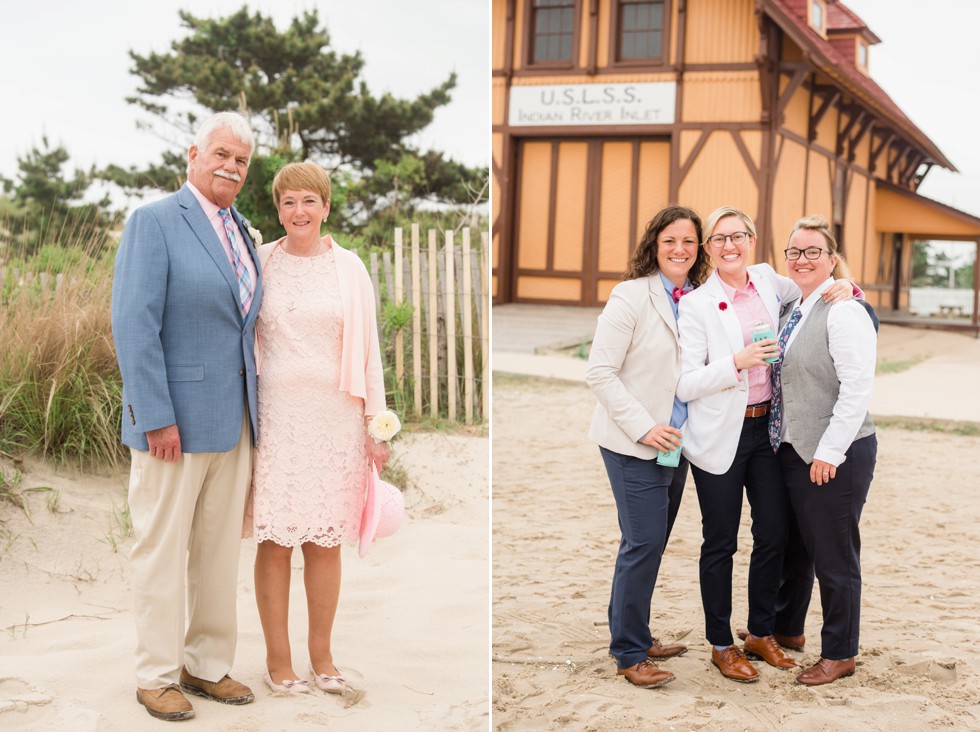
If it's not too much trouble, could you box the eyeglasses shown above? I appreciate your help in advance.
[706,232,750,247]
[784,247,828,261]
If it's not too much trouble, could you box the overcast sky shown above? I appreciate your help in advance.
[0,0,488,207]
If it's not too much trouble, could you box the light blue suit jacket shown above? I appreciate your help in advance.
[111,184,263,453]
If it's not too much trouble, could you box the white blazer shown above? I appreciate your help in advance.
[586,275,682,460]
[675,264,800,475]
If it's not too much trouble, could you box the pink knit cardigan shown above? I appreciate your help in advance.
[255,236,387,416]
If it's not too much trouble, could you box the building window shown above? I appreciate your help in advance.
[531,0,576,64]
[858,41,868,69]
[810,0,826,35]
[617,0,665,62]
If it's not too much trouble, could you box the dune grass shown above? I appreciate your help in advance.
[0,222,125,467]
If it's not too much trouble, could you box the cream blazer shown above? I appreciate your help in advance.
[675,264,799,475]
[586,275,682,460]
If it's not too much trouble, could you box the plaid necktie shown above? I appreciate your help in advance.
[219,208,253,319]
[768,307,803,452]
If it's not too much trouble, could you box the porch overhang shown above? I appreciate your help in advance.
[875,181,980,239]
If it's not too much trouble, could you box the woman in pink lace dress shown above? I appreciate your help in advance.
[244,162,389,695]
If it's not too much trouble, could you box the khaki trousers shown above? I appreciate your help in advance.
[128,409,252,689]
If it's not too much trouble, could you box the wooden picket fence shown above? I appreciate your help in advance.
[364,225,489,425]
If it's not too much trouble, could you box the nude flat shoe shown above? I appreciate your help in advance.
[309,663,347,694]
[263,671,311,694]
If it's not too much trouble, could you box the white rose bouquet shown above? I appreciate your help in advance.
[368,410,401,444]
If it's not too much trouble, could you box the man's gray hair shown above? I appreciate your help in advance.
[186,112,255,175]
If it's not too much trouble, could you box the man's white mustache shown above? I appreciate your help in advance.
[214,170,242,183]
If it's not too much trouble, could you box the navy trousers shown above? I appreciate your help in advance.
[690,414,788,646]
[601,447,687,669]
[775,433,877,659]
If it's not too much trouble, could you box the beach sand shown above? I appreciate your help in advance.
[0,430,488,731]
[492,326,980,731]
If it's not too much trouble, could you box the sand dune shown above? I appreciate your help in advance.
[0,431,488,731]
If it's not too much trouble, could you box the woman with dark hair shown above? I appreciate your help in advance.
[585,205,711,689]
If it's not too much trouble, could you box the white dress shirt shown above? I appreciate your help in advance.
[781,277,876,465]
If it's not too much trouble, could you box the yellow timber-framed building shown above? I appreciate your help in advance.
[492,0,980,326]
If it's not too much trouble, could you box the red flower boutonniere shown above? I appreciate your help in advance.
[718,302,728,311]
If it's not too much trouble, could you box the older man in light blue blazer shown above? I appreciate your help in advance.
[111,111,263,722]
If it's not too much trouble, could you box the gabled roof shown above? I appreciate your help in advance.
[762,0,955,172]
[826,2,880,43]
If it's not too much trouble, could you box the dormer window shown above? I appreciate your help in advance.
[810,0,826,36]
[858,41,868,70]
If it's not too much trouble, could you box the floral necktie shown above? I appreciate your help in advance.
[219,208,253,319]
[768,308,802,452]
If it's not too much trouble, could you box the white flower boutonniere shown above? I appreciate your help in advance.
[368,410,401,444]
[247,226,263,245]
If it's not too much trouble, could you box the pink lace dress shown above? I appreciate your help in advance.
[249,245,367,547]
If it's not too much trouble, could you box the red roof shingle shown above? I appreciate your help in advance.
[764,0,953,171]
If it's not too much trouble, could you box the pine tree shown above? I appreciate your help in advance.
[99,7,487,239]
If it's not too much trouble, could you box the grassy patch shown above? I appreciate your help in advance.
[876,357,923,374]
[380,457,411,491]
[492,371,589,391]
[1,225,124,467]
[874,415,980,436]
[0,466,54,522]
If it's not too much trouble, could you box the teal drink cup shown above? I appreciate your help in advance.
[752,321,779,364]
[656,443,682,467]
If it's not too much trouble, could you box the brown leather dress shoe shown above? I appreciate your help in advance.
[796,657,856,686]
[179,667,255,705]
[737,628,805,651]
[743,634,799,669]
[647,637,688,660]
[711,645,759,683]
[137,684,195,721]
[617,659,676,689]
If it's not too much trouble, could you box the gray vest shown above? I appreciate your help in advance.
[781,300,875,463]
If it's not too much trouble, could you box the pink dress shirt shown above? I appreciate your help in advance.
[718,274,774,405]
[186,181,258,315]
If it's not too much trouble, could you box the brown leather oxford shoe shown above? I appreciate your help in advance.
[711,645,759,683]
[647,637,688,660]
[136,684,195,721]
[617,659,676,689]
[796,657,855,686]
[738,627,805,651]
[179,668,254,705]
[743,634,799,669]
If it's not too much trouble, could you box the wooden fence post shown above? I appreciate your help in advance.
[411,224,423,417]
[462,228,474,425]
[427,229,439,418]
[394,228,404,391]
[481,232,490,421]
[445,230,457,422]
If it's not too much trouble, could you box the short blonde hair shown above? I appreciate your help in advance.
[272,162,332,208]
[789,214,850,278]
[702,206,757,243]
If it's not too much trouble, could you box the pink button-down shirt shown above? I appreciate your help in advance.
[719,274,773,405]
[187,181,258,315]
